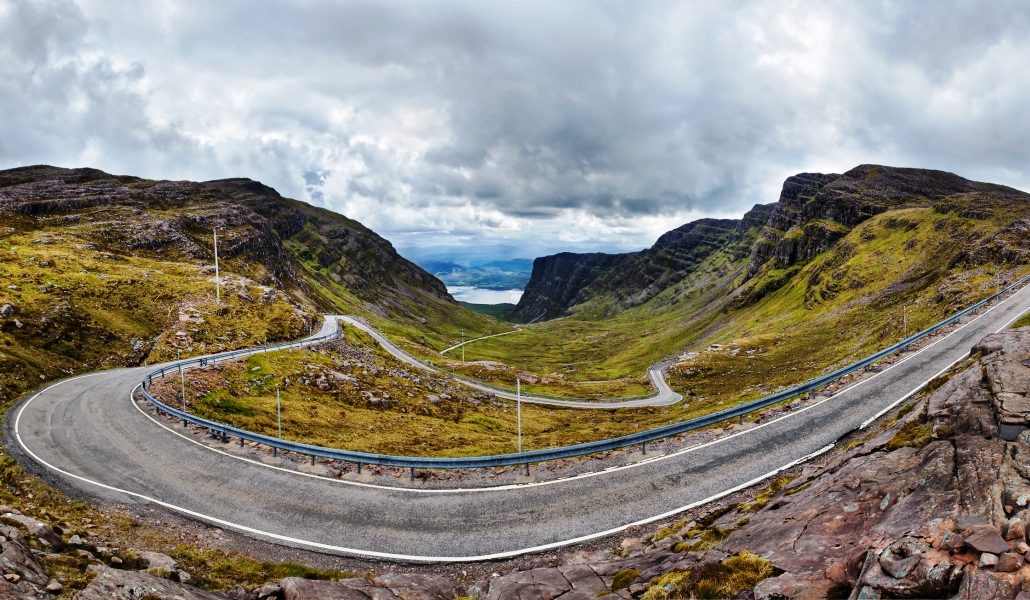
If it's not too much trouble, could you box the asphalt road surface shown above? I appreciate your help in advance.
[8,285,1030,561]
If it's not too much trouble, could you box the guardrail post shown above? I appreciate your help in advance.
[240,436,244,447]
[410,467,415,481]
[311,455,315,466]
[524,463,529,476]
[739,415,743,425]
[641,441,647,455]
[356,462,361,474]
[273,447,277,457]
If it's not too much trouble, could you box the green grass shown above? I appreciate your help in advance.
[458,301,517,321]
[431,206,1030,422]
[640,551,777,600]
[151,326,695,456]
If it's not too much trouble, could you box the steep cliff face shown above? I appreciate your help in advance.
[512,215,764,322]
[515,165,1027,321]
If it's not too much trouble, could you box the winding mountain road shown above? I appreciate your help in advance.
[339,315,682,408]
[8,284,1030,561]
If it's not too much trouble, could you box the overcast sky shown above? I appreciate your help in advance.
[3,1,1030,256]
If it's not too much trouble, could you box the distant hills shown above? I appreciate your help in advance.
[415,258,534,291]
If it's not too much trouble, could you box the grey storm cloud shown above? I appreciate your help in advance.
[2,0,1030,251]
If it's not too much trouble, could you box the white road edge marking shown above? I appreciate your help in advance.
[14,286,1028,561]
[16,376,834,560]
[859,289,1030,429]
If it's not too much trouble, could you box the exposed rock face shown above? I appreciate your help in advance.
[512,210,768,321]
[515,164,1030,321]
[73,566,225,599]
[709,327,1030,598]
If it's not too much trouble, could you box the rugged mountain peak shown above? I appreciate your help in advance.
[515,164,1029,322]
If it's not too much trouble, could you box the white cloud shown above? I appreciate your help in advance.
[2,0,1030,255]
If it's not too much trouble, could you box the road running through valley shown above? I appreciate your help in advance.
[8,284,1030,561]
[339,315,682,408]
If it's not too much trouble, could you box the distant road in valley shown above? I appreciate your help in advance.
[340,315,683,408]
[9,284,1030,561]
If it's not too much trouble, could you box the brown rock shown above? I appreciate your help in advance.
[985,362,1030,395]
[0,525,51,587]
[475,568,571,600]
[557,564,608,596]
[941,531,965,551]
[1005,518,1026,540]
[372,573,458,600]
[281,577,390,600]
[980,552,1000,568]
[253,582,282,598]
[139,550,180,572]
[878,548,920,579]
[996,551,1024,572]
[955,565,1018,599]
[966,528,1011,555]
[753,572,833,600]
[2,513,62,548]
[73,566,225,599]
[586,551,672,577]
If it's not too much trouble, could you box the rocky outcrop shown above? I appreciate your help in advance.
[74,566,224,599]
[512,211,765,321]
[698,327,1030,598]
[516,164,1030,321]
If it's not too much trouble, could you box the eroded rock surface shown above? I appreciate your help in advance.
[707,328,1030,598]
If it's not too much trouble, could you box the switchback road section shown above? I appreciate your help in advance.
[9,284,1030,561]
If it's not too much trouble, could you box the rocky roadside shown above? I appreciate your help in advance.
[10,328,1030,598]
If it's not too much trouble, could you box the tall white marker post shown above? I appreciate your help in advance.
[461,329,465,364]
[517,378,522,453]
[277,388,282,439]
[903,305,907,340]
[214,228,220,304]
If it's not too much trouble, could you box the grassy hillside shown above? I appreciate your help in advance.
[456,167,1030,411]
[0,166,504,411]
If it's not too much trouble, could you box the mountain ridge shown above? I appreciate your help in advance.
[513,164,1028,321]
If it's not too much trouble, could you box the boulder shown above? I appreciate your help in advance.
[955,565,1019,599]
[1004,517,1026,541]
[0,303,13,317]
[996,551,1024,572]
[71,566,225,599]
[0,525,51,591]
[472,568,571,600]
[139,550,180,572]
[3,513,62,548]
[252,582,282,598]
[372,573,459,600]
[280,577,387,600]
[965,528,1011,555]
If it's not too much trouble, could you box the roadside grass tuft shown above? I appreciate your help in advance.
[738,475,798,514]
[170,544,361,591]
[886,420,934,451]
[611,568,642,591]
[640,551,777,600]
